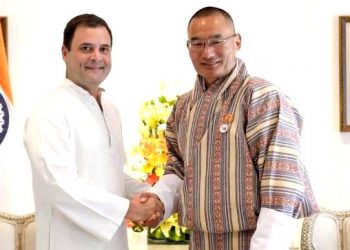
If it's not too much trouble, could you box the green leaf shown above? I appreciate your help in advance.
[132,224,144,232]
[149,227,166,240]
[169,228,185,242]
[159,96,167,103]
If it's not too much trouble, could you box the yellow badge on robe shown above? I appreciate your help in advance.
[220,114,234,133]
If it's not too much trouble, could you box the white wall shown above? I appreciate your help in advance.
[1,0,350,214]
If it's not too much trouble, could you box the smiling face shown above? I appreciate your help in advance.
[62,25,112,92]
[187,12,241,87]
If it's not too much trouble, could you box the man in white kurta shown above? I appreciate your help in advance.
[24,79,150,250]
[23,14,159,250]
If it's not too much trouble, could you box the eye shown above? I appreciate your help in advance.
[100,46,111,54]
[191,40,204,48]
[80,45,93,53]
[210,39,224,46]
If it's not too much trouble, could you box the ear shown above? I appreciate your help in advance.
[61,45,68,60]
[235,33,241,49]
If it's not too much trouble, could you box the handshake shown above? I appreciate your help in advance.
[126,192,165,228]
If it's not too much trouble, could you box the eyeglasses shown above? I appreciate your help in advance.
[187,34,237,51]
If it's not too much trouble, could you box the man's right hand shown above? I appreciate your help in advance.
[126,193,164,228]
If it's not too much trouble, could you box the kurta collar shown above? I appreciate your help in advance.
[62,78,105,103]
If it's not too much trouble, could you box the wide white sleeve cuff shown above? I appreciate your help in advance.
[250,208,298,250]
[147,174,182,221]
[123,174,150,199]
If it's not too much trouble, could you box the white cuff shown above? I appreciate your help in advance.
[147,174,182,221]
[250,208,298,250]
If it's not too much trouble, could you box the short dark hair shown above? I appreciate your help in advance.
[187,6,235,32]
[63,13,113,51]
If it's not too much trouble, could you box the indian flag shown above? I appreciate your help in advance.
[0,20,34,213]
[0,23,11,144]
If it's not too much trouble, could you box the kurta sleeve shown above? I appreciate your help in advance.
[123,174,150,199]
[24,108,129,241]
[245,82,318,218]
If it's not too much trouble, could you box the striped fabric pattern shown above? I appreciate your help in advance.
[164,59,318,249]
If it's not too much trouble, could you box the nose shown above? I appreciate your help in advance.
[201,42,216,57]
[89,49,102,62]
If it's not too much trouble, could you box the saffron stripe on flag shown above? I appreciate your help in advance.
[0,21,13,104]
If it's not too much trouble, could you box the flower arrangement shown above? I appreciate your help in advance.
[128,95,190,244]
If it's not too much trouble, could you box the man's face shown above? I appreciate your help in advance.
[187,13,241,86]
[62,26,112,90]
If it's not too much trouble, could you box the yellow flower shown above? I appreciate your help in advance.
[154,166,164,177]
[128,92,190,241]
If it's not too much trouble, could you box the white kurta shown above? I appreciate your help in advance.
[24,79,148,250]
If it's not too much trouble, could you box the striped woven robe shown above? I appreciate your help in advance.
[163,59,318,249]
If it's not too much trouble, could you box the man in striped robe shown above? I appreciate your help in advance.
[145,6,318,250]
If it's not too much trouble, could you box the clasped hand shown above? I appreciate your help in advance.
[126,192,164,228]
